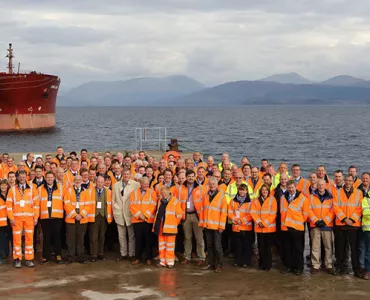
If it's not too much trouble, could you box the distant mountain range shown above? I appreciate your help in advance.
[58,73,370,106]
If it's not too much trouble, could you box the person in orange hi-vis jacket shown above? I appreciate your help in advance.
[228,183,253,268]
[130,177,157,266]
[280,180,309,276]
[153,185,183,269]
[333,174,362,277]
[38,171,65,265]
[6,170,39,268]
[251,184,277,271]
[200,176,227,273]
[63,175,90,264]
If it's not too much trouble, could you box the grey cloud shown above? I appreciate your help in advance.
[1,0,370,89]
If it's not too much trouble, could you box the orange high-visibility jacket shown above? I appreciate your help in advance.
[24,161,35,175]
[155,182,177,196]
[333,188,362,227]
[3,165,18,178]
[53,155,66,167]
[0,196,7,226]
[64,170,79,187]
[6,184,39,221]
[38,183,64,219]
[228,197,253,232]
[201,190,227,230]
[294,177,309,193]
[130,187,157,223]
[308,190,335,228]
[63,187,90,224]
[250,196,277,233]
[353,178,361,189]
[248,177,263,195]
[177,183,208,220]
[85,187,113,223]
[153,196,183,234]
[109,171,122,187]
[280,192,309,231]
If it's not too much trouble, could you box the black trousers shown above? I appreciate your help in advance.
[66,222,87,259]
[133,222,153,260]
[89,214,107,257]
[205,229,223,267]
[40,218,63,259]
[222,221,234,254]
[282,229,305,271]
[0,226,9,259]
[334,229,360,273]
[33,221,40,251]
[233,230,253,266]
[257,233,273,270]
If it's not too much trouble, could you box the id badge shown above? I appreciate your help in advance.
[20,200,25,207]
[47,201,52,208]
[236,210,240,219]
[186,201,191,209]
[76,202,80,209]
[97,202,102,209]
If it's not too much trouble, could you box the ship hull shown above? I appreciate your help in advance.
[0,73,60,131]
[0,113,55,131]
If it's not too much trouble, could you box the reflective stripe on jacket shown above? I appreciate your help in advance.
[228,198,253,232]
[280,192,309,231]
[38,184,64,219]
[152,196,183,234]
[201,190,227,230]
[334,188,362,227]
[130,188,157,224]
[63,187,90,224]
[308,191,334,227]
[250,196,277,233]
[6,184,39,221]
[362,197,370,232]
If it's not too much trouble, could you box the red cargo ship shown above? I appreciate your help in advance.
[0,43,60,131]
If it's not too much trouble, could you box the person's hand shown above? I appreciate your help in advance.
[218,229,224,233]
[10,220,16,227]
[34,219,38,226]
[345,218,353,226]
[75,214,82,221]
[139,214,146,221]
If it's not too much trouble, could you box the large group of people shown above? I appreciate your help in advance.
[0,147,369,280]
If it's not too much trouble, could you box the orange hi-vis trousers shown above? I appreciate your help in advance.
[158,235,176,266]
[12,217,34,260]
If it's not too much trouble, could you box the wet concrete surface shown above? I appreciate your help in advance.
[0,254,369,300]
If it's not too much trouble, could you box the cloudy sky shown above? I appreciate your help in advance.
[1,0,370,90]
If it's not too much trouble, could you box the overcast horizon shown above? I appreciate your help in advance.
[1,0,370,90]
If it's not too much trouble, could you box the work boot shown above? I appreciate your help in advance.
[90,257,97,263]
[0,259,4,266]
[362,273,370,280]
[280,267,292,274]
[198,260,205,267]
[167,265,174,269]
[327,268,334,275]
[181,259,190,265]
[129,256,135,262]
[97,255,106,261]
[40,258,49,265]
[14,259,21,268]
[311,268,319,274]
[25,260,35,268]
[146,260,152,266]
[156,263,166,268]
[215,267,222,273]
[131,259,140,265]
[116,255,127,261]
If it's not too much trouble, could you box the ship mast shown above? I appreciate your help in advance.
[6,43,14,74]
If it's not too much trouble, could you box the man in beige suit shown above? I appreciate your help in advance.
[112,167,140,261]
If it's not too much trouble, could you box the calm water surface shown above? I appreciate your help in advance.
[0,106,368,176]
